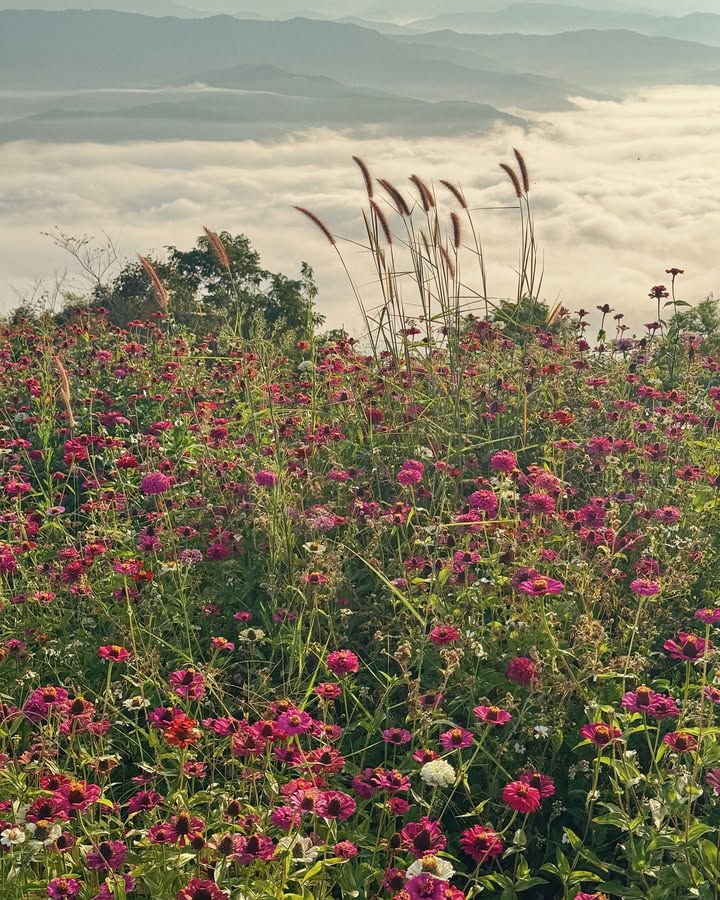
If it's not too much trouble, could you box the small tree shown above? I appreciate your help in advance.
[89,231,322,339]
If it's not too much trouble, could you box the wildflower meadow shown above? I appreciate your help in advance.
[1,153,720,900]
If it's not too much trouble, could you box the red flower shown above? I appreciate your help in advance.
[429,625,459,646]
[663,731,698,753]
[400,817,447,858]
[502,780,541,813]
[518,771,555,798]
[326,649,359,676]
[506,657,538,685]
[98,645,130,662]
[663,632,712,661]
[580,722,622,746]
[460,824,503,863]
[473,705,512,726]
[176,878,228,900]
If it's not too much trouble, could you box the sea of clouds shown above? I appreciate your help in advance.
[1,84,719,335]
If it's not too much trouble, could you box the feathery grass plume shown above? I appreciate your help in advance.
[439,179,468,209]
[352,156,374,199]
[409,174,435,212]
[439,245,456,279]
[547,300,563,327]
[203,226,230,270]
[53,355,76,429]
[513,148,530,195]
[450,212,462,250]
[377,179,411,217]
[293,206,336,245]
[499,163,524,199]
[370,200,393,245]
[420,230,432,260]
[138,255,169,310]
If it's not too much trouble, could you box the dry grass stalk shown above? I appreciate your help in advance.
[203,227,230,270]
[53,355,76,429]
[138,255,169,310]
[352,156,374,198]
[293,207,336,245]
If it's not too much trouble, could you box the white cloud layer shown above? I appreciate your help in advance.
[1,84,719,335]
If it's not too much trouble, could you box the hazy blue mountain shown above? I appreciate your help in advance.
[0,11,585,110]
[400,28,720,87]
[409,4,720,46]
[0,0,200,13]
[0,88,523,142]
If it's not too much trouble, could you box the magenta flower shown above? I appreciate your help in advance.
[473,705,512,726]
[315,790,356,821]
[696,608,720,625]
[580,722,622,746]
[47,878,82,900]
[400,817,447,858]
[663,731,698,753]
[630,578,660,596]
[177,879,228,900]
[706,769,720,794]
[517,575,564,596]
[663,632,712,661]
[460,824,503,863]
[506,657,539,685]
[277,709,314,735]
[254,470,277,488]
[334,840,358,859]
[439,727,474,751]
[382,727,412,745]
[86,840,127,872]
[467,489,498,516]
[141,472,171,495]
[98,645,130,663]
[429,624,459,645]
[326,649,360,676]
[502,780,541,813]
[169,669,206,700]
[519,771,555,798]
[94,874,135,900]
[490,450,517,474]
[405,873,446,900]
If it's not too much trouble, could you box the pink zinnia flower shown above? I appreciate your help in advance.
[47,878,82,899]
[86,840,127,872]
[490,450,517,474]
[169,669,206,700]
[519,771,555,798]
[506,657,538,685]
[254,470,277,488]
[405,874,446,900]
[277,709,314,735]
[663,632,712,661]
[400,817,447,858]
[460,824,503,863]
[326,649,359,676]
[663,731,698,753]
[55,779,102,811]
[439,727,474,751]
[98,645,130,663]
[177,878,228,900]
[706,768,720,795]
[429,625,459,645]
[696,608,720,625]
[502,780,541,813]
[334,840,358,859]
[630,578,660,596]
[580,722,622,746]
[382,727,412,745]
[141,472,171,495]
[315,790,356,821]
[473,705,512,726]
[518,575,564,596]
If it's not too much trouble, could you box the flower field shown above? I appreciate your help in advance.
[2,162,720,900]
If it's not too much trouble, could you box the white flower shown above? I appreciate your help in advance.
[298,360,315,372]
[238,628,265,643]
[533,725,549,739]
[276,834,320,864]
[123,695,150,710]
[420,759,456,788]
[406,855,455,880]
[0,827,26,848]
[513,741,527,754]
